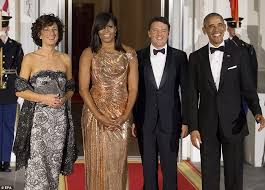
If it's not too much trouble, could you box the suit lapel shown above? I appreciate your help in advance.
[199,45,217,92]
[158,46,171,89]
[144,47,158,89]
[219,41,232,90]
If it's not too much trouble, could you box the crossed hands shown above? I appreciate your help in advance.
[97,114,128,131]
[41,94,66,108]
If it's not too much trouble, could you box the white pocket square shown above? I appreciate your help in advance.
[228,65,237,70]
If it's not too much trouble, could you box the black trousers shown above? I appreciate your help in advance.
[138,117,179,190]
[200,130,244,190]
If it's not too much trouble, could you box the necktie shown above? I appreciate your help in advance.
[153,48,165,55]
[210,46,224,54]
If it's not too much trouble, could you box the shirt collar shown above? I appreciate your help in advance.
[0,36,9,44]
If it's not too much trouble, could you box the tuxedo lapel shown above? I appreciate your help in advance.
[158,46,171,89]
[219,42,232,90]
[144,47,158,89]
[199,45,217,92]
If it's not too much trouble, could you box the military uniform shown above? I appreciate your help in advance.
[224,17,258,89]
[0,19,24,171]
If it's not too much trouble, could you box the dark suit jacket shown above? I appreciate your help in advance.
[134,45,188,134]
[0,38,24,104]
[226,36,258,89]
[188,41,262,142]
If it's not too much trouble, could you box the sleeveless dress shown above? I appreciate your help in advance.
[81,49,134,190]
[14,70,76,190]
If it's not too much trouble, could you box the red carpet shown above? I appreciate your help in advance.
[63,160,201,190]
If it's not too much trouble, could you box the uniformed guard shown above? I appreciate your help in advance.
[0,11,23,172]
[224,17,258,89]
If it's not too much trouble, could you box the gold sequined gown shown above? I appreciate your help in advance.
[81,49,133,190]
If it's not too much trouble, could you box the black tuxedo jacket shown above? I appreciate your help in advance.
[188,41,262,142]
[226,36,258,89]
[134,45,188,134]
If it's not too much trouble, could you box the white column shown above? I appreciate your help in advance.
[168,0,181,49]
[7,0,16,39]
[20,0,39,54]
[257,0,265,71]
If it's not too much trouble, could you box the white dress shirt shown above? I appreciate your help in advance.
[0,33,8,44]
[150,44,167,88]
[209,41,225,90]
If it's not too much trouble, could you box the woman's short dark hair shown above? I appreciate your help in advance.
[90,12,125,53]
[148,16,170,31]
[31,14,64,47]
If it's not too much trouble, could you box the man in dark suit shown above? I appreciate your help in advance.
[188,13,265,190]
[0,13,24,172]
[224,17,258,89]
[133,16,189,190]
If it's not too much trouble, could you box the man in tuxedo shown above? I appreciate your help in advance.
[133,16,189,190]
[188,13,265,190]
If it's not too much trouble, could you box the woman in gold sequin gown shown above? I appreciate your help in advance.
[79,12,138,190]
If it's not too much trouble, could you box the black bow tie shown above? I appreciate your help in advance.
[153,48,165,55]
[210,46,224,54]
